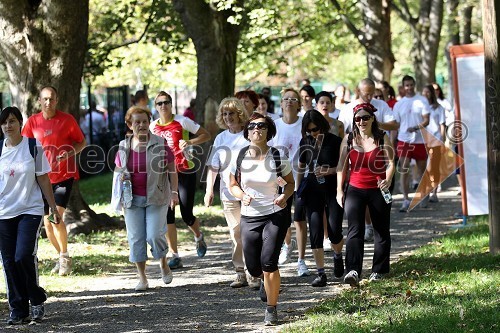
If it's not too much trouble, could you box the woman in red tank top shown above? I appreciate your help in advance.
[336,103,395,287]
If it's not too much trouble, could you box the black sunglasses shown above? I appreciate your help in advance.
[354,115,372,122]
[247,122,268,130]
[305,126,320,133]
[156,100,172,106]
[374,95,384,99]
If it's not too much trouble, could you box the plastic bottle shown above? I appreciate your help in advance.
[122,174,133,208]
[377,177,392,204]
[313,159,325,184]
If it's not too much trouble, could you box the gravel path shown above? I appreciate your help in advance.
[5,179,463,332]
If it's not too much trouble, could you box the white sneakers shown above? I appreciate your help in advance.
[278,239,297,265]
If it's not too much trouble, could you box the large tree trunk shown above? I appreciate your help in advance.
[0,0,119,234]
[172,0,243,136]
[361,0,395,81]
[331,0,395,82]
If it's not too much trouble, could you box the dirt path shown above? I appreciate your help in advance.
[8,179,463,333]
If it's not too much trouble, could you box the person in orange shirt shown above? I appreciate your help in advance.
[22,86,86,276]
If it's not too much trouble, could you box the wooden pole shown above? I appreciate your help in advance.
[483,0,500,255]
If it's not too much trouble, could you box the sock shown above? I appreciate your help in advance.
[60,252,69,257]
[194,232,203,242]
[333,252,342,259]
[171,253,179,258]
[366,224,373,230]
[298,258,305,264]
[266,305,276,312]
[318,267,325,275]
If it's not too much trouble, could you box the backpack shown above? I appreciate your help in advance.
[235,146,283,194]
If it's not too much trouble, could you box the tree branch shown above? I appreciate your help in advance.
[329,0,366,47]
[392,0,416,26]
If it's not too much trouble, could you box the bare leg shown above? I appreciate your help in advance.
[45,206,68,254]
[263,270,281,306]
[311,248,325,269]
[188,218,202,238]
[294,221,307,260]
[167,223,178,254]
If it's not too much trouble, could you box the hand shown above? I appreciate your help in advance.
[336,189,344,208]
[48,207,62,224]
[204,192,214,207]
[170,192,179,209]
[56,151,70,162]
[407,126,418,133]
[377,178,391,191]
[242,193,252,206]
[314,165,330,177]
[273,194,287,208]
[179,139,189,151]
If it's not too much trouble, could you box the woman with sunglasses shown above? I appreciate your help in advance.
[229,113,294,326]
[150,91,211,269]
[295,110,344,287]
[336,103,395,287]
[0,106,60,324]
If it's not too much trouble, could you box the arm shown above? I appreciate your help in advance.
[179,126,211,150]
[336,135,350,208]
[338,121,345,139]
[204,166,218,207]
[36,174,61,223]
[440,123,446,141]
[273,171,295,208]
[378,134,396,191]
[167,162,179,209]
[379,120,399,131]
[408,114,430,133]
[56,138,87,162]
[229,173,252,205]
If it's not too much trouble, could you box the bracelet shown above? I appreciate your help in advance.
[172,191,178,194]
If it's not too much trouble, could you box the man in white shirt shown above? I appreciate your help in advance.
[393,75,430,212]
[339,78,399,134]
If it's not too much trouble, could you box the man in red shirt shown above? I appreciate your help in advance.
[22,86,86,276]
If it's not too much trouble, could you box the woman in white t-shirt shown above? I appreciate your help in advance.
[0,107,60,324]
[204,98,255,288]
[422,85,446,202]
[229,113,294,326]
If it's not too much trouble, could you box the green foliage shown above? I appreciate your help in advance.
[283,219,499,333]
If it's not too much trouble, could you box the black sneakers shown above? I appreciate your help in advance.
[333,255,345,278]
[311,273,327,287]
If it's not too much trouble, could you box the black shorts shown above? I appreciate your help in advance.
[293,193,307,222]
[43,178,74,214]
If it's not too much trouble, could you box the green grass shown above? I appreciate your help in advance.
[282,217,499,333]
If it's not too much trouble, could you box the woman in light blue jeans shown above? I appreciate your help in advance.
[112,106,179,291]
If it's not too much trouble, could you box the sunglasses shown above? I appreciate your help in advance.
[282,98,299,102]
[305,126,320,133]
[354,115,372,122]
[156,100,172,106]
[247,122,268,130]
[374,95,384,99]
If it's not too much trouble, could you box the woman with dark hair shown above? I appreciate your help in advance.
[299,85,316,116]
[150,91,211,269]
[336,103,395,287]
[422,85,445,202]
[295,110,344,287]
[235,90,260,117]
[112,106,179,291]
[257,94,279,120]
[0,107,60,324]
[229,112,294,326]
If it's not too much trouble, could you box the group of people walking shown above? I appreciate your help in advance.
[0,74,451,326]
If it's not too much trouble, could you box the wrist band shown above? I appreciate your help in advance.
[172,191,178,194]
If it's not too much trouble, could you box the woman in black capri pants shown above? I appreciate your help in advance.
[296,110,344,287]
[336,103,395,287]
[229,112,294,326]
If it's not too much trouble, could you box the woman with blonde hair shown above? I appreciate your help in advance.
[205,98,257,288]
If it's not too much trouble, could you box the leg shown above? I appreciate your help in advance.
[145,204,169,260]
[177,171,201,238]
[240,216,265,278]
[344,186,367,276]
[123,198,148,286]
[222,200,244,272]
[367,189,392,274]
[166,207,178,254]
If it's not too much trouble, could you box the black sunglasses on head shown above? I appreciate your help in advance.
[247,122,268,130]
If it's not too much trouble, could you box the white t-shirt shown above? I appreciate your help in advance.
[393,94,431,144]
[230,148,292,217]
[329,108,341,119]
[207,129,249,201]
[268,117,302,183]
[339,98,395,133]
[0,138,51,219]
[426,104,446,147]
[437,97,454,126]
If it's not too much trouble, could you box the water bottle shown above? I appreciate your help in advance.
[377,177,392,204]
[313,159,325,184]
[122,175,133,208]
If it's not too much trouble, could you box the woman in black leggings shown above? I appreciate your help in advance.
[336,103,395,287]
[229,113,294,326]
[296,110,344,287]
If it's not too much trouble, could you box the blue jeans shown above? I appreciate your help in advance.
[0,214,47,319]
[123,195,169,263]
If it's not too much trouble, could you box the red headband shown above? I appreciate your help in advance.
[353,103,377,115]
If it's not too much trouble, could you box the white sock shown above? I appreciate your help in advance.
[60,252,69,257]
[194,233,203,242]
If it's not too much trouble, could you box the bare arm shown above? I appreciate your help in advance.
[167,162,179,208]
[180,126,211,150]
[379,120,399,131]
[204,166,218,207]
[336,135,350,208]
[36,174,62,223]
[56,138,87,162]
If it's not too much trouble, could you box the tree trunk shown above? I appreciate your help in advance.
[0,0,118,234]
[361,0,395,81]
[461,6,474,44]
[410,0,444,90]
[331,0,395,82]
[172,0,243,136]
[483,0,500,255]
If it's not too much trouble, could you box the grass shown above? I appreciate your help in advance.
[281,216,499,333]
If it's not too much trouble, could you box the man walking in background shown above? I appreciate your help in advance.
[23,86,87,276]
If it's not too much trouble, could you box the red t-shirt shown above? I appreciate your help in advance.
[22,110,85,184]
[348,147,387,189]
